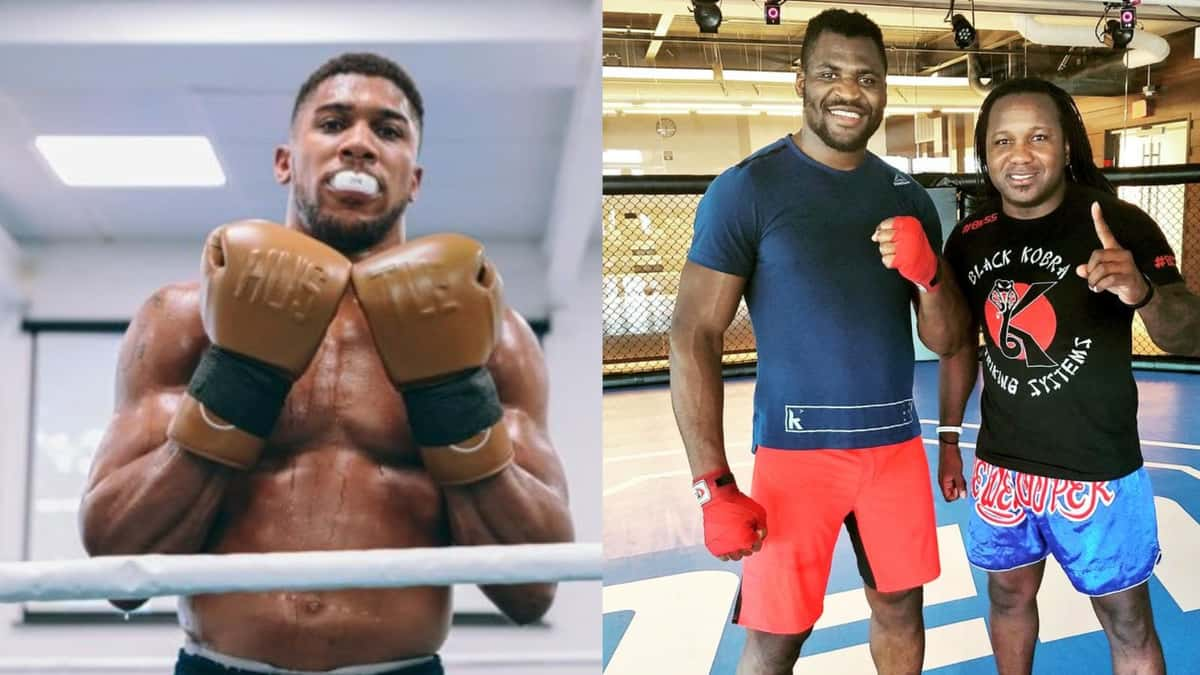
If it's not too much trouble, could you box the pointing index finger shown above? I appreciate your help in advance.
[1092,201,1121,250]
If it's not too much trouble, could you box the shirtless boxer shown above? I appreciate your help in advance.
[78,52,574,674]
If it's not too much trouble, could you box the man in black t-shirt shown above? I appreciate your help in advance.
[939,78,1200,675]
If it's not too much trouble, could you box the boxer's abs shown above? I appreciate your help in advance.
[179,305,454,669]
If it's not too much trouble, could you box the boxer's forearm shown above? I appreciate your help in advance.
[915,258,968,356]
[1138,282,1200,357]
[441,456,573,549]
[669,321,730,476]
[938,337,979,430]
[80,441,232,557]
[442,427,573,625]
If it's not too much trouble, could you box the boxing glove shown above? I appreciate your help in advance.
[352,233,513,485]
[168,220,352,469]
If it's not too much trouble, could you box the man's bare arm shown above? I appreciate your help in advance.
[441,310,573,625]
[669,262,746,476]
[936,329,980,502]
[914,258,970,356]
[79,283,232,559]
[1137,281,1200,357]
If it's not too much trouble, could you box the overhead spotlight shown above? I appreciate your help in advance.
[765,0,782,26]
[1106,1,1138,49]
[951,14,977,49]
[692,0,722,34]
[1104,19,1132,49]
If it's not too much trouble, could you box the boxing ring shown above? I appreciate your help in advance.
[0,543,601,602]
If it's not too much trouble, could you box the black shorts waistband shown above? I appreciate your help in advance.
[174,649,444,675]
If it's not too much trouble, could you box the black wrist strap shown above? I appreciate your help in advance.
[401,367,503,446]
[188,346,291,438]
[1127,275,1155,310]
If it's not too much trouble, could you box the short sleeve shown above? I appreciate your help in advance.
[943,224,963,272]
[942,218,979,325]
[1106,198,1184,287]
[686,169,757,278]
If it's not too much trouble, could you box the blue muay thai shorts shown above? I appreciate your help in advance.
[965,457,1160,596]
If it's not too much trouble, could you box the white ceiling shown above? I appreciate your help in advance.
[605,0,1200,25]
[601,0,1197,120]
[0,0,600,263]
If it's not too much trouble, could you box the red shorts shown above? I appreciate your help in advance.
[733,436,940,634]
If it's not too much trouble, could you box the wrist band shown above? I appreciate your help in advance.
[935,425,963,435]
[692,470,734,506]
[1127,275,1155,310]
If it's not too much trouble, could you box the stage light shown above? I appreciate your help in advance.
[952,13,977,49]
[1110,1,1138,49]
[765,0,782,26]
[692,0,722,34]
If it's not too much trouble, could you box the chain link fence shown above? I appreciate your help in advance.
[602,168,1200,381]
[602,181,756,379]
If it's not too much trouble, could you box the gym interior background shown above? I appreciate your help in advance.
[0,2,601,674]
[601,1,1200,673]
[602,0,1200,378]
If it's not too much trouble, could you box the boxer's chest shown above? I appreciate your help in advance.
[264,297,421,466]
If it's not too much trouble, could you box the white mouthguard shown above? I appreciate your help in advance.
[330,171,379,196]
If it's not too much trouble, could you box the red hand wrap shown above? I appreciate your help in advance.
[891,216,939,292]
[693,469,767,558]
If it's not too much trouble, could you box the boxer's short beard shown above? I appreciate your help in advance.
[296,193,406,255]
[803,89,882,153]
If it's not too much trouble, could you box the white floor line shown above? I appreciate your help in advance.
[603,571,741,675]
[1144,461,1200,480]
[1140,439,1200,451]
[603,461,752,497]
[794,618,993,673]
[1153,496,1200,612]
[605,449,681,464]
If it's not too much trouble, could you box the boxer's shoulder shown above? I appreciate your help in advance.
[139,281,205,349]
[139,281,202,325]
[487,308,547,398]
[117,282,207,392]
[495,307,539,355]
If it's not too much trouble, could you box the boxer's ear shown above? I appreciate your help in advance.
[274,145,292,185]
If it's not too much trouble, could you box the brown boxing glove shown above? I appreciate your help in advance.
[352,233,513,485]
[167,220,351,469]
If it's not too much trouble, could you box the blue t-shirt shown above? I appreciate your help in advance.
[687,137,942,451]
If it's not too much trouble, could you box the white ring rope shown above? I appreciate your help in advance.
[0,543,600,603]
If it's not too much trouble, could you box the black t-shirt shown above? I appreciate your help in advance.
[943,183,1183,480]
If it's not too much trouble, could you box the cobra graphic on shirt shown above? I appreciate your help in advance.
[987,279,1057,367]
[963,245,1093,399]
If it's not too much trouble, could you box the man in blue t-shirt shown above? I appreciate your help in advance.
[670,9,969,674]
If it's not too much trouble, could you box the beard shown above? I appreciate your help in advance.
[295,188,407,255]
[802,88,883,153]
